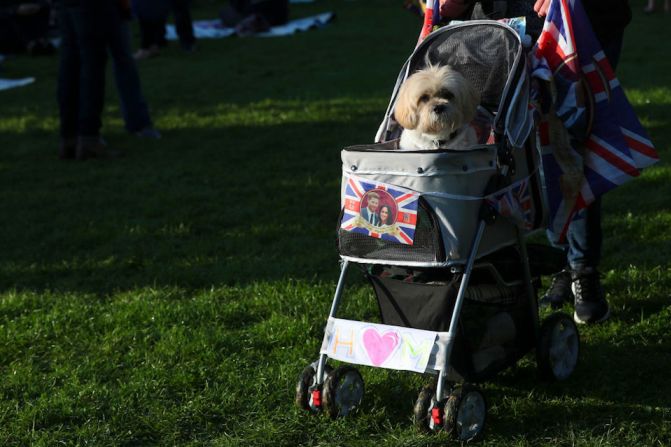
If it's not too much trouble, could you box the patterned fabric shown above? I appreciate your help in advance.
[486,177,534,230]
[341,176,420,246]
[417,0,440,44]
[531,0,658,241]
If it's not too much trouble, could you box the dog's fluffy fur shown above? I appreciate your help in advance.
[395,65,480,150]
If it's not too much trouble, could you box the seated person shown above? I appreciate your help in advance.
[0,1,53,55]
[220,0,289,36]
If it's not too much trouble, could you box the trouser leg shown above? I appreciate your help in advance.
[108,18,152,131]
[57,7,80,139]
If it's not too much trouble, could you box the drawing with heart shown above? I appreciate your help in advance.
[362,328,400,366]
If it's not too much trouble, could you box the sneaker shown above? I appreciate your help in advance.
[134,126,161,139]
[134,46,159,60]
[76,137,123,160]
[58,137,77,160]
[181,42,198,53]
[540,269,574,309]
[572,267,610,324]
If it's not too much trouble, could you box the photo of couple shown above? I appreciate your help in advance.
[360,190,397,228]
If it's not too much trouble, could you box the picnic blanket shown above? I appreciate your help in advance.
[0,77,35,91]
[165,12,334,39]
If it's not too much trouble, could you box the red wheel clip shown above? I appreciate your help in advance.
[431,406,443,425]
[311,389,322,408]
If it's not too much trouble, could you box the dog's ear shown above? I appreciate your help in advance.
[394,79,419,130]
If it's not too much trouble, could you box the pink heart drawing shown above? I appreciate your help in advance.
[362,328,400,366]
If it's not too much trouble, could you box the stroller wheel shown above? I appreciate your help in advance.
[295,363,332,412]
[413,384,442,433]
[322,366,364,418]
[444,384,487,442]
[537,312,580,381]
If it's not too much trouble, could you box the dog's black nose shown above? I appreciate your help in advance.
[433,105,446,114]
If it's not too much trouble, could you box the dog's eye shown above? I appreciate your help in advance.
[439,90,454,100]
[419,94,430,103]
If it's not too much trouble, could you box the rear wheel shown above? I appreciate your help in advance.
[322,366,364,418]
[537,312,580,381]
[444,384,487,442]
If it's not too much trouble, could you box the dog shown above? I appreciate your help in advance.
[395,65,481,150]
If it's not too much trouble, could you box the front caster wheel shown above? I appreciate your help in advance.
[322,366,364,418]
[413,383,443,433]
[295,363,332,412]
[444,384,487,442]
[537,312,580,381]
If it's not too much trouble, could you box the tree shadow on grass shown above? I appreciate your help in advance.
[0,116,381,295]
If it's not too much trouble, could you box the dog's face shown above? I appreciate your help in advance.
[394,65,480,137]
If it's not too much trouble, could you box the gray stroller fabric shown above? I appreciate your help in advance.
[340,143,544,266]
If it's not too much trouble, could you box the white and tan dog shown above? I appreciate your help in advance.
[395,65,480,150]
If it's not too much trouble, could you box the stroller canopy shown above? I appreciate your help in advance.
[376,20,533,149]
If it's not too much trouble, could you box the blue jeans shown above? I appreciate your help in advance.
[558,35,624,271]
[57,5,108,138]
[108,19,153,132]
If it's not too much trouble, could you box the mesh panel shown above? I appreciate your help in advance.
[410,24,521,109]
[338,200,444,263]
[464,284,522,305]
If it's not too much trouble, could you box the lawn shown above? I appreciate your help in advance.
[0,0,669,445]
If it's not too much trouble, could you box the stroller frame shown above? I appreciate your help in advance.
[315,219,539,402]
[296,20,580,441]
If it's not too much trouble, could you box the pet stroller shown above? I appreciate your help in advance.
[295,20,580,442]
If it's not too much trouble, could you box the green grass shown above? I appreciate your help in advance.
[0,0,669,445]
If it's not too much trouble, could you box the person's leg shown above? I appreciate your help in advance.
[566,199,602,272]
[252,0,289,26]
[158,17,168,47]
[564,35,624,323]
[0,16,26,53]
[15,6,51,49]
[644,0,655,13]
[108,17,154,133]
[138,18,162,50]
[542,33,625,318]
[171,0,196,50]
[566,35,622,271]
[136,18,162,59]
[71,9,107,139]
[56,6,80,158]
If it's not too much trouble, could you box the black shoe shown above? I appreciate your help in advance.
[540,269,574,309]
[76,137,123,160]
[58,137,77,160]
[134,126,161,139]
[572,267,610,324]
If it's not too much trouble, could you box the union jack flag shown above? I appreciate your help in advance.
[531,0,658,241]
[341,175,420,245]
[486,177,534,230]
[417,0,440,45]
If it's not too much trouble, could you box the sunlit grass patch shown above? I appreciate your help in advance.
[155,97,387,130]
[0,1,669,445]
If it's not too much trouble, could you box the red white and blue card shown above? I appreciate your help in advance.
[341,175,420,245]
